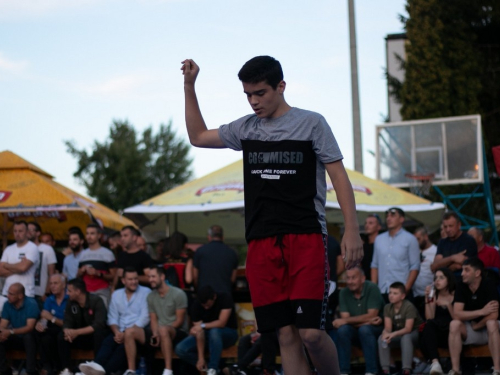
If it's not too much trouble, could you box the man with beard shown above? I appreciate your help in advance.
[0,221,39,298]
[79,268,151,375]
[63,229,86,281]
[148,266,188,375]
[412,227,437,318]
[362,214,382,280]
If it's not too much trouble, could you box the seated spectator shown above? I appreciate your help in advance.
[418,268,455,375]
[467,227,500,270]
[63,229,85,281]
[113,226,154,290]
[58,278,108,375]
[36,274,69,375]
[148,266,188,375]
[175,286,238,375]
[378,282,423,375]
[448,258,500,375]
[79,268,151,375]
[0,283,39,375]
[332,266,384,375]
[227,330,280,375]
[163,232,194,289]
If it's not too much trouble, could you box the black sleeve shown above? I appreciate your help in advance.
[116,252,125,269]
[485,279,500,302]
[63,302,75,329]
[142,252,154,269]
[90,296,107,332]
[465,237,478,258]
[454,282,466,304]
[191,300,203,322]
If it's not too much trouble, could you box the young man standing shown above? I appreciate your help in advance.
[181,56,363,375]
[63,229,86,281]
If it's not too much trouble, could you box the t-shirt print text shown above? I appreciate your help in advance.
[249,151,302,180]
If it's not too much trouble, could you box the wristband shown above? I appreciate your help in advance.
[51,317,56,324]
[200,323,206,329]
[9,329,14,335]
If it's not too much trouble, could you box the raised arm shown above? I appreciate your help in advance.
[181,59,226,148]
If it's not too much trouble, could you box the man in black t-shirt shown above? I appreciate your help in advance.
[113,226,154,290]
[175,286,238,375]
[448,258,500,375]
[431,212,477,278]
[362,214,382,280]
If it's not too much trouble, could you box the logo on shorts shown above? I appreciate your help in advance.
[297,306,303,314]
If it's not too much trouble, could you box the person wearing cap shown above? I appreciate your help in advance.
[362,214,382,281]
[370,207,421,303]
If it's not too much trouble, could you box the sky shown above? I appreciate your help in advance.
[0,0,406,206]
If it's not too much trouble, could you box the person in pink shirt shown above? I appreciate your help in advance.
[468,227,500,269]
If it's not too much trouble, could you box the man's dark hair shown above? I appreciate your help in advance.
[149,265,164,277]
[69,226,84,234]
[86,223,102,233]
[198,286,216,304]
[121,226,141,237]
[443,211,460,223]
[123,266,138,277]
[208,225,223,240]
[435,268,456,294]
[165,232,188,259]
[28,221,42,233]
[69,229,85,241]
[238,56,283,89]
[68,278,87,293]
[110,231,121,239]
[414,226,428,236]
[389,281,406,295]
[463,257,484,272]
[13,221,28,228]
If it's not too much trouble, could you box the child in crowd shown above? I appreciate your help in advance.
[419,268,456,375]
[378,282,423,375]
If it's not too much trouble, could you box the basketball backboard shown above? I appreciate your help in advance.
[376,115,483,187]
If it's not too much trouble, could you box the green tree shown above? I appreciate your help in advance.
[66,120,192,211]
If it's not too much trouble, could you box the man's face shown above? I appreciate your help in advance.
[40,234,55,246]
[388,287,405,304]
[7,286,21,305]
[27,223,39,242]
[345,268,365,293]
[385,210,404,231]
[443,217,461,240]
[137,237,147,252]
[467,228,481,247]
[461,265,480,285]
[66,285,80,301]
[122,271,139,293]
[414,231,428,250]
[68,233,84,252]
[148,269,163,289]
[13,224,28,244]
[49,276,65,295]
[201,297,216,310]
[86,227,100,246]
[120,229,136,250]
[364,217,381,235]
[242,80,285,119]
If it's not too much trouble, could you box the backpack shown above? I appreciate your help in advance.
[164,266,180,288]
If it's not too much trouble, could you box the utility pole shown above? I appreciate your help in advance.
[348,0,363,173]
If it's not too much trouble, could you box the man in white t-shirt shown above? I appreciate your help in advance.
[412,226,437,318]
[27,222,57,304]
[0,221,40,297]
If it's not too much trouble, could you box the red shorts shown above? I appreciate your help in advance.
[246,233,330,332]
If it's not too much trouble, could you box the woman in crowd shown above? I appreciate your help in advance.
[419,267,456,375]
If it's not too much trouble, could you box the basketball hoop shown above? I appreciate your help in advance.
[405,173,435,197]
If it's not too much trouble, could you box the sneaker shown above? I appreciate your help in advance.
[207,370,217,375]
[414,362,429,374]
[230,365,245,375]
[429,362,443,375]
[492,371,500,375]
[366,373,376,375]
[123,371,136,375]
[59,369,74,375]
[79,362,105,375]
[161,369,173,375]
[447,371,461,375]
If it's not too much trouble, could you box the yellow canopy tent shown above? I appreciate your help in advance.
[0,150,134,248]
[124,159,445,244]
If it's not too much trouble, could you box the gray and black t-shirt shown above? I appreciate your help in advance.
[219,107,343,241]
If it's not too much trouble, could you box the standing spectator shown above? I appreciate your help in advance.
[40,232,65,274]
[175,286,238,375]
[113,226,154,290]
[36,274,69,375]
[63,229,85,281]
[148,266,188,375]
[79,268,151,375]
[108,231,124,257]
[431,212,477,277]
[193,226,238,295]
[467,226,500,270]
[332,266,384,375]
[0,221,39,298]
[448,258,500,375]
[412,227,438,318]
[419,268,455,375]
[136,236,147,252]
[58,278,108,375]
[362,214,382,280]
[371,207,421,301]
[163,232,194,289]
[77,223,116,306]
[378,282,423,375]
[28,222,57,306]
[0,283,39,375]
